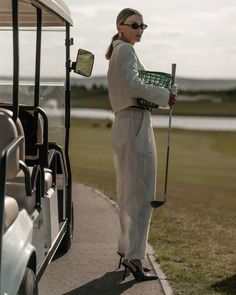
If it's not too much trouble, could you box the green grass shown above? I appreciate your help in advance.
[70,118,236,295]
[169,100,236,117]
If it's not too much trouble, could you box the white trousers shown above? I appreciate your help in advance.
[112,108,157,260]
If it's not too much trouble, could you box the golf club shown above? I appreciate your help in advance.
[151,63,176,208]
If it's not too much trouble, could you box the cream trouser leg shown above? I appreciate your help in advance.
[112,108,157,260]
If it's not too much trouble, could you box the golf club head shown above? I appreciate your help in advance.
[151,200,166,208]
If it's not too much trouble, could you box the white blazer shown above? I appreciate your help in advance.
[107,40,170,113]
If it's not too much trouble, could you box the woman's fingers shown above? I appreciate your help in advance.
[169,93,176,106]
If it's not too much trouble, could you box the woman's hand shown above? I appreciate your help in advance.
[169,83,178,107]
[169,93,176,107]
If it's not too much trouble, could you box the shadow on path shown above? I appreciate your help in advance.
[62,270,138,295]
[211,274,236,295]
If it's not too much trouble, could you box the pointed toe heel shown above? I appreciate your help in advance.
[122,260,158,282]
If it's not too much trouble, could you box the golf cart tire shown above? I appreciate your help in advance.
[56,201,74,256]
[18,268,38,295]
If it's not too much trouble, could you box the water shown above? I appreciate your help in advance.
[71,108,236,131]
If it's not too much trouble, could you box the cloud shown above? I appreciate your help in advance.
[148,16,180,27]
[1,0,236,79]
[190,11,225,20]
[69,4,116,19]
[218,5,236,17]
[147,27,205,39]
[188,4,236,22]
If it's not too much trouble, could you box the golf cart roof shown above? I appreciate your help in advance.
[0,0,73,27]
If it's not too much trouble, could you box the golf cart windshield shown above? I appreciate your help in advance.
[0,28,66,148]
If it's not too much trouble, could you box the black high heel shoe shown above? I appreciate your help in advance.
[122,260,158,282]
[117,252,151,272]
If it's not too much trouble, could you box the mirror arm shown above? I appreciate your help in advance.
[66,59,73,72]
[65,37,74,47]
[71,62,76,71]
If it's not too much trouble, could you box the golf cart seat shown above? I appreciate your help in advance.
[0,112,20,179]
[4,196,19,230]
[0,107,25,165]
[18,108,53,191]
[0,111,37,212]
[0,108,53,192]
[19,108,48,166]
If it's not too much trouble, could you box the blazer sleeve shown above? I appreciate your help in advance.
[117,43,169,107]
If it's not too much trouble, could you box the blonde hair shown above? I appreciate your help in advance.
[105,8,142,60]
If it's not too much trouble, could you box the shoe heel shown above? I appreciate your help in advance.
[118,255,123,269]
[122,266,127,281]
[117,252,124,269]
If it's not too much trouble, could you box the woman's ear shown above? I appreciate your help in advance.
[117,26,123,38]
[117,24,122,34]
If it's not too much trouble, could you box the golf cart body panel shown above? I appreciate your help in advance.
[1,209,35,295]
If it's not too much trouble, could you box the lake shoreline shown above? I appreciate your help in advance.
[69,108,236,132]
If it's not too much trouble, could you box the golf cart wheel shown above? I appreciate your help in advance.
[56,201,74,255]
[18,268,38,295]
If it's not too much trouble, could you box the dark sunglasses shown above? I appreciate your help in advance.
[121,22,148,30]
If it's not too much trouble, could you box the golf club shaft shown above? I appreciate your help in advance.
[164,108,172,197]
[163,63,176,201]
[151,63,177,208]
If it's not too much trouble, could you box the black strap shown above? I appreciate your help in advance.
[130,105,152,112]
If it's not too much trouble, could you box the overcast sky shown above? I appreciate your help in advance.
[66,0,236,79]
[0,0,236,79]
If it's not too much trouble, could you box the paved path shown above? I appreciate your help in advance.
[39,183,171,295]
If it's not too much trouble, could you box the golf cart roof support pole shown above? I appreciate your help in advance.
[0,151,7,291]
[65,22,71,131]
[65,22,72,222]
[12,0,19,122]
[34,7,42,107]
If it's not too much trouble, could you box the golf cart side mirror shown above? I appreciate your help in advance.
[72,49,94,77]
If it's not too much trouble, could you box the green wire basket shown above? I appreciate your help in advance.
[137,70,172,109]
[139,70,172,88]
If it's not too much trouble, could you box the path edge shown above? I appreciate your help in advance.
[81,184,174,295]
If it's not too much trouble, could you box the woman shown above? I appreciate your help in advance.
[105,8,177,282]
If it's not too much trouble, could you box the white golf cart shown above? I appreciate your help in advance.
[0,1,94,294]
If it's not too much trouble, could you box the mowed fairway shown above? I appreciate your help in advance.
[70,118,236,295]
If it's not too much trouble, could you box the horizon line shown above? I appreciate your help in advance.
[1,75,236,81]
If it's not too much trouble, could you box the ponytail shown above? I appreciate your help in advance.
[105,33,119,60]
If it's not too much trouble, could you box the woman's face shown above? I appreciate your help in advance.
[118,14,146,45]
